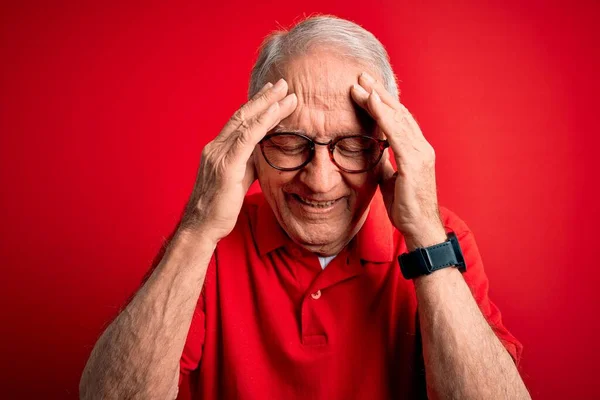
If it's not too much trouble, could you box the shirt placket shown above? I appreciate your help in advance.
[296,247,365,346]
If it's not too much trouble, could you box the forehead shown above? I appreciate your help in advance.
[270,49,379,138]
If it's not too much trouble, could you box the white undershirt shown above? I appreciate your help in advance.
[317,255,337,269]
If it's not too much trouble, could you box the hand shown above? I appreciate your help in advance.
[180,79,297,244]
[351,72,446,250]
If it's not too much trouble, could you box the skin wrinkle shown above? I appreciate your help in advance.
[254,50,385,256]
[81,234,213,399]
[81,27,530,397]
[270,98,376,140]
[81,67,294,399]
[268,56,378,134]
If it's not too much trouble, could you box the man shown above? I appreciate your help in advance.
[80,15,530,399]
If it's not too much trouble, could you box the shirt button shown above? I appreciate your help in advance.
[310,290,322,300]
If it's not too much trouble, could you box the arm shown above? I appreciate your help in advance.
[407,230,530,400]
[350,72,529,399]
[79,79,298,399]
[79,230,214,400]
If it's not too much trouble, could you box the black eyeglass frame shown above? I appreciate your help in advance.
[259,132,390,173]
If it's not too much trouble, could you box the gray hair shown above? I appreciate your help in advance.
[248,15,398,100]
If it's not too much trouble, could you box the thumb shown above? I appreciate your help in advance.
[380,157,396,183]
[379,158,397,214]
[243,151,258,191]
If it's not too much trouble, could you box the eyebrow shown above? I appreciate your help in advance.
[270,125,371,137]
[271,126,304,134]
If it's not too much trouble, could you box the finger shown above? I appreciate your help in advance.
[235,92,298,161]
[350,83,372,116]
[250,81,274,101]
[396,103,424,138]
[367,89,409,153]
[352,84,409,161]
[351,83,400,134]
[241,78,289,120]
[221,78,289,137]
[355,73,424,141]
[358,72,400,109]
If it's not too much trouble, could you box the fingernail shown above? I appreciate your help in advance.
[266,102,279,113]
[262,82,273,90]
[273,78,286,91]
[371,89,381,102]
[353,84,368,95]
[280,93,297,107]
[361,72,375,83]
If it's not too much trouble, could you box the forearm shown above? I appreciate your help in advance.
[80,228,215,400]
[414,267,530,399]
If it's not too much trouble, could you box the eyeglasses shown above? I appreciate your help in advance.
[259,132,389,173]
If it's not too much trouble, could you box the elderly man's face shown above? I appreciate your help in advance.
[254,49,386,255]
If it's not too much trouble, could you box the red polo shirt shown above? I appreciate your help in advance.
[179,190,522,399]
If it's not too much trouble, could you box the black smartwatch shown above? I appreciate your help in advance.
[398,232,467,279]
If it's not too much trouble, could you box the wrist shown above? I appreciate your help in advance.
[173,225,219,253]
[154,227,216,285]
[399,229,466,282]
[413,267,459,289]
[403,225,447,251]
[179,206,224,247]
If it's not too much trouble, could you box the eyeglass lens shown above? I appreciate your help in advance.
[261,134,383,172]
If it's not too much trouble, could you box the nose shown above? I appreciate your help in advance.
[298,145,342,193]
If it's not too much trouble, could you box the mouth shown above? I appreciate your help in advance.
[290,193,343,210]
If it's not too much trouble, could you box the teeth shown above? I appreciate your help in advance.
[297,195,337,208]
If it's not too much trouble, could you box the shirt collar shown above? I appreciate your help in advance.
[253,189,395,263]
[353,189,395,263]
[254,197,289,256]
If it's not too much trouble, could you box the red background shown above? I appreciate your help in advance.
[1,1,598,398]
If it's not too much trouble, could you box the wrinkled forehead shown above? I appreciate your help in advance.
[274,50,375,107]
[268,51,380,137]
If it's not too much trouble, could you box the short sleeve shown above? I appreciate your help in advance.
[440,207,524,365]
[178,254,216,386]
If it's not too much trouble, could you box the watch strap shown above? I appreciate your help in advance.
[399,232,466,279]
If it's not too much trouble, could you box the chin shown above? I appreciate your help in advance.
[297,223,345,245]
[281,213,350,250]
[266,189,369,253]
